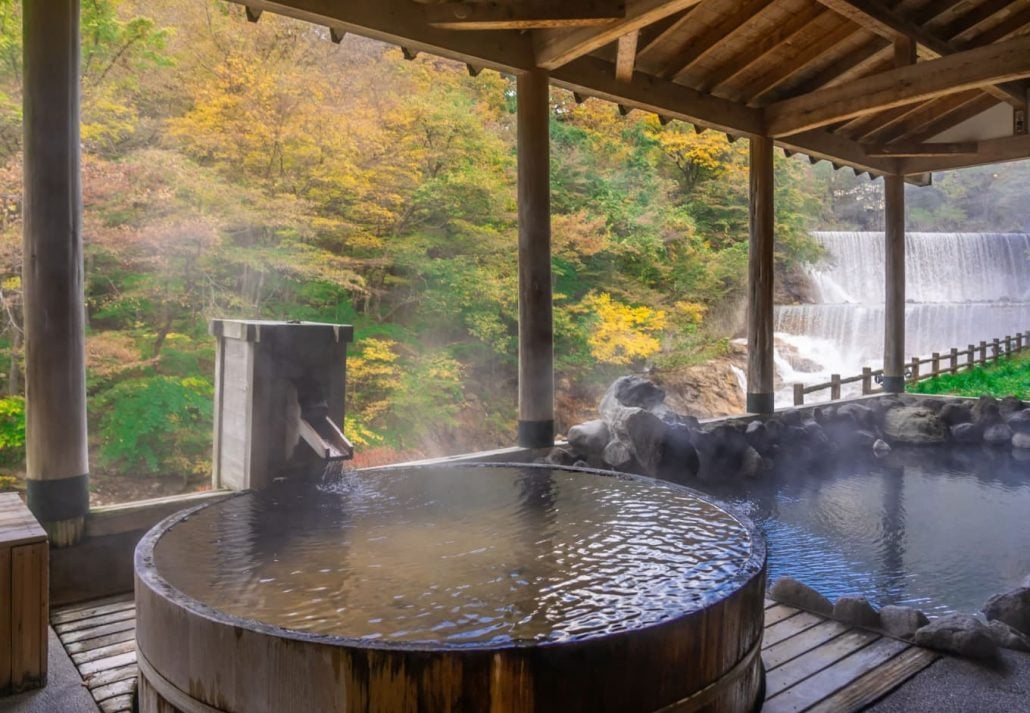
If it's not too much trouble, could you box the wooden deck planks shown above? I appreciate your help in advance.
[52,593,940,713]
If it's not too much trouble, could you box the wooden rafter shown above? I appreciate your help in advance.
[764,34,1030,137]
[894,93,999,143]
[699,5,829,94]
[814,0,1026,106]
[864,141,978,156]
[227,0,536,70]
[936,0,1019,41]
[425,1,626,30]
[534,0,702,70]
[775,128,900,176]
[615,30,638,81]
[659,0,774,80]
[901,133,1030,172]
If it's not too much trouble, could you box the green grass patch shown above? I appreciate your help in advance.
[909,352,1030,399]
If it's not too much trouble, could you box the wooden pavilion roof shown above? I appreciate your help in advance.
[233,0,1030,181]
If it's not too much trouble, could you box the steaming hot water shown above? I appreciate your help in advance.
[774,232,1030,404]
[151,464,761,645]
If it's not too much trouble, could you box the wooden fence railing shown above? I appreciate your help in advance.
[792,329,1030,406]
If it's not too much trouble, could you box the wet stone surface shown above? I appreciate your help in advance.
[152,465,759,647]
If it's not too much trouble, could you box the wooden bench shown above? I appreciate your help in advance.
[0,492,48,694]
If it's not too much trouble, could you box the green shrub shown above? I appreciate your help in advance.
[0,396,25,467]
[95,376,212,478]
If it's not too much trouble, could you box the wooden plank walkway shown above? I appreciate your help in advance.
[52,595,940,713]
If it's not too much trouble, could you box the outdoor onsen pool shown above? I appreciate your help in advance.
[134,464,767,713]
[694,444,1030,616]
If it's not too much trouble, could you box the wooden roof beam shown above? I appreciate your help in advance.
[865,141,978,156]
[764,35,1030,137]
[901,133,1030,173]
[661,0,775,80]
[813,0,1026,107]
[550,55,764,136]
[426,1,626,30]
[615,30,639,82]
[226,0,537,72]
[775,129,900,176]
[534,0,703,70]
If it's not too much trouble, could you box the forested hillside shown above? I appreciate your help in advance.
[0,1,1026,501]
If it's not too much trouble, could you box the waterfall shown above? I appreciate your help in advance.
[773,232,1030,403]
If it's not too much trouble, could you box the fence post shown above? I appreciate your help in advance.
[830,374,841,400]
[862,367,872,395]
[967,344,975,371]
[1004,335,1012,357]
[931,352,940,376]
[1018,333,1024,352]
[993,338,1000,361]
[949,347,958,373]
[793,383,804,407]
[980,341,988,364]
[910,356,920,384]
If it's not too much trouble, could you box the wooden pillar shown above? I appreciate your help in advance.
[882,175,906,393]
[22,0,89,546]
[746,136,774,414]
[516,70,554,448]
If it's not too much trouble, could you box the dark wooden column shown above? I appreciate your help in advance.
[23,0,90,546]
[882,174,906,393]
[516,69,554,448]
[746,136,775,414]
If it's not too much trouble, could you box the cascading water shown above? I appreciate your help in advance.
[774,232,1030,403]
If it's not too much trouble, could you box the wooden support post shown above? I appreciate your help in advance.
[793,383,804,407]
[22,0,89,547]
[949,347,958,373]
[967,345,975,370]
[931,352,940,376]
[980,340,988,364]
[746,136,775,414]
[1005,335,1012,357]
[909,356,920,384]
[992,338,1000,360]
[882,175,906,393]
[830,374,841,401]
[1017,333,1024,351]
[861,367,872,394]
[517,69,554,449]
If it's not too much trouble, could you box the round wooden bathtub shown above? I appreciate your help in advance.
[134,463,767,713]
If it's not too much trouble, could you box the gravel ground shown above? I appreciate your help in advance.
[866,648,1030,713]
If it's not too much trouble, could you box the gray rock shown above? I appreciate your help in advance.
[983,587,1030,636]
[852,429,877,448]
[983,423,1014,447]
[999,396,1024,416]
[873,439,891,455]
[1007,409,1030,434]
[939,401,972,426]
[545,447,578,466]
[834,596,881,629]
[621,409,668,476]
[950,422,981,443]
[740,445,764,479]
[567,420,610,457]
[769,576,832,615]
[745,420,771,453]
[880,605,929,640]
[972,396,1002,426]
[988,620,1030,653]
[656,424,699,483]
[1024,574,1030,588]
[1013,432,1030,449]
[602,440,634,469]
[837,403,875,428]
[599,375,665,417]
[883,406,948,444]
[914,614,998,659]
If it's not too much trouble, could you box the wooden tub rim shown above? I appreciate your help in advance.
[134,461,767,654]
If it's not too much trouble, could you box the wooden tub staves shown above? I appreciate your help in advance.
[134,464,767,713]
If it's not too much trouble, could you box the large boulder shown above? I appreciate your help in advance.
[1013,432,1030,450]
[983,423,1014,447]
[987,620,1030,653]
[914,614,998,659]
[769,576,832,615]
[837,402,876,429]
[1007,409,1030,434]
[833,596,881,629]
[599,375,666,416]
[983,587,1030,636]
[999,396,1025,417]
[950,422,981,444]
[971,396,1002,426]
[655,424,699,483]
[880,605,929,640]
[938,401,972,426]
[566,420,610,458]
[882,406,947,444]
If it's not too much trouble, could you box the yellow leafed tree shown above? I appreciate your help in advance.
[582,293,666,366]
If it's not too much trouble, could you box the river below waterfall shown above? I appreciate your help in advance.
[773,232,1030,405]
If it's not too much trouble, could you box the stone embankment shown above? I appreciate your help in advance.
[549,375,1030,483]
